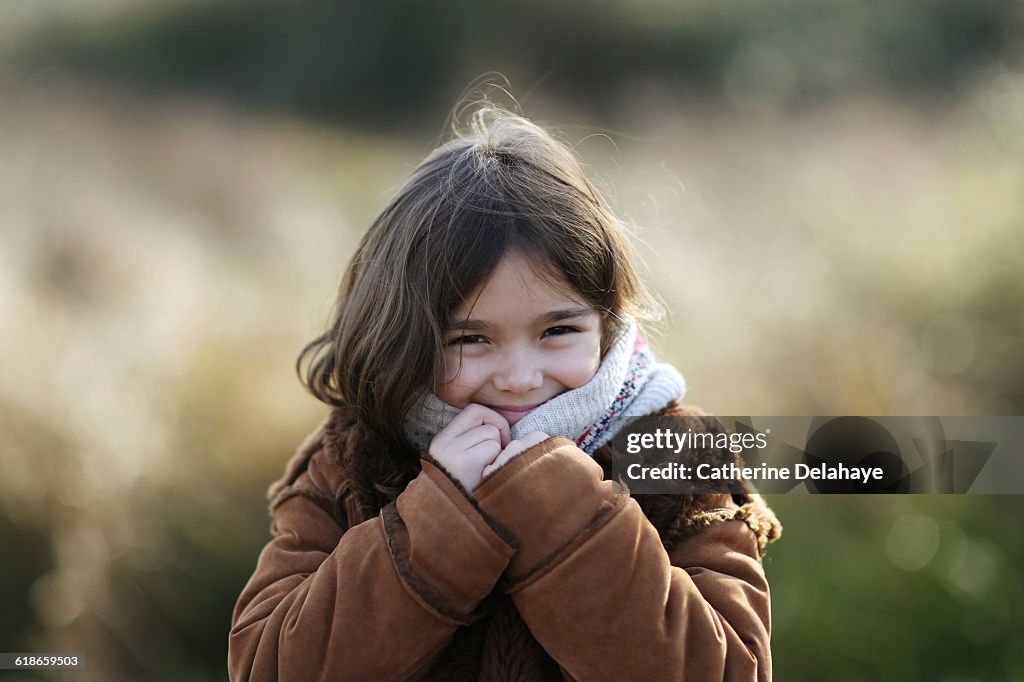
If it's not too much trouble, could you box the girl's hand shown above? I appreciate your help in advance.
[481,431,550,480]
[428,404,511,493]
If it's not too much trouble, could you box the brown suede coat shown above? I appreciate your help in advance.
[229,404,782,681]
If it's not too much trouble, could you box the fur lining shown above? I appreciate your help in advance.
[731,493,784,554]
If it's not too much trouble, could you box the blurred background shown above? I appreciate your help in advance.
[1,0,1023,680]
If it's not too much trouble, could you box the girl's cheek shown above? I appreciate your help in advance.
[458,361,489,391]
[440,364,460,387]
[571,361,600,388]
[440,349,471,384]
[438,357,486,406]
[558,338,601,388]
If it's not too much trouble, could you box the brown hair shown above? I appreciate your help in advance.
[297,106,660,445]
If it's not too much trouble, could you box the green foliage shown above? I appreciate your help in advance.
[766,495,1024,680]
[14,0,1022,128]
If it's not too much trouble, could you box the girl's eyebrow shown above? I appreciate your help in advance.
[446,306,593,331]
[538,307,593,324]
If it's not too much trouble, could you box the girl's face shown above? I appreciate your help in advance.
[438,249,602,425]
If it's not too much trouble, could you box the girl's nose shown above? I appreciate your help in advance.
[492,350,544,394]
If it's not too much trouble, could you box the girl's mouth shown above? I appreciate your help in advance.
[485,402,544,423]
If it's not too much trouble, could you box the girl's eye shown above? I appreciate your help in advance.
[447,334,487,346]
[542,326,580,338]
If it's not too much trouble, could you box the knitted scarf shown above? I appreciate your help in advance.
[401,318,686,455]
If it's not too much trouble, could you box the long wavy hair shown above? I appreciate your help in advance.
[297,106,660,447]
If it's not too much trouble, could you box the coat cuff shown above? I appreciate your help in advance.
[472,437,628,587]
[384,459,516,624]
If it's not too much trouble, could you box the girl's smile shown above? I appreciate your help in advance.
[480,401,546,423]
[438,249,603,425]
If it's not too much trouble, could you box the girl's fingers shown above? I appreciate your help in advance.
[505,430,548,456]
[427,406,519,490]
[441,404,511,447]
[463,438,503,464]
[484,431,550,478]
[430,423,507,474]
[450,425,503,454]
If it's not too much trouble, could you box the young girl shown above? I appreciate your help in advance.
[229,107,781,681]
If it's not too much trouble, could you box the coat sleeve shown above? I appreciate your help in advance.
[472,437,773,682]
[228,446,516,682]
